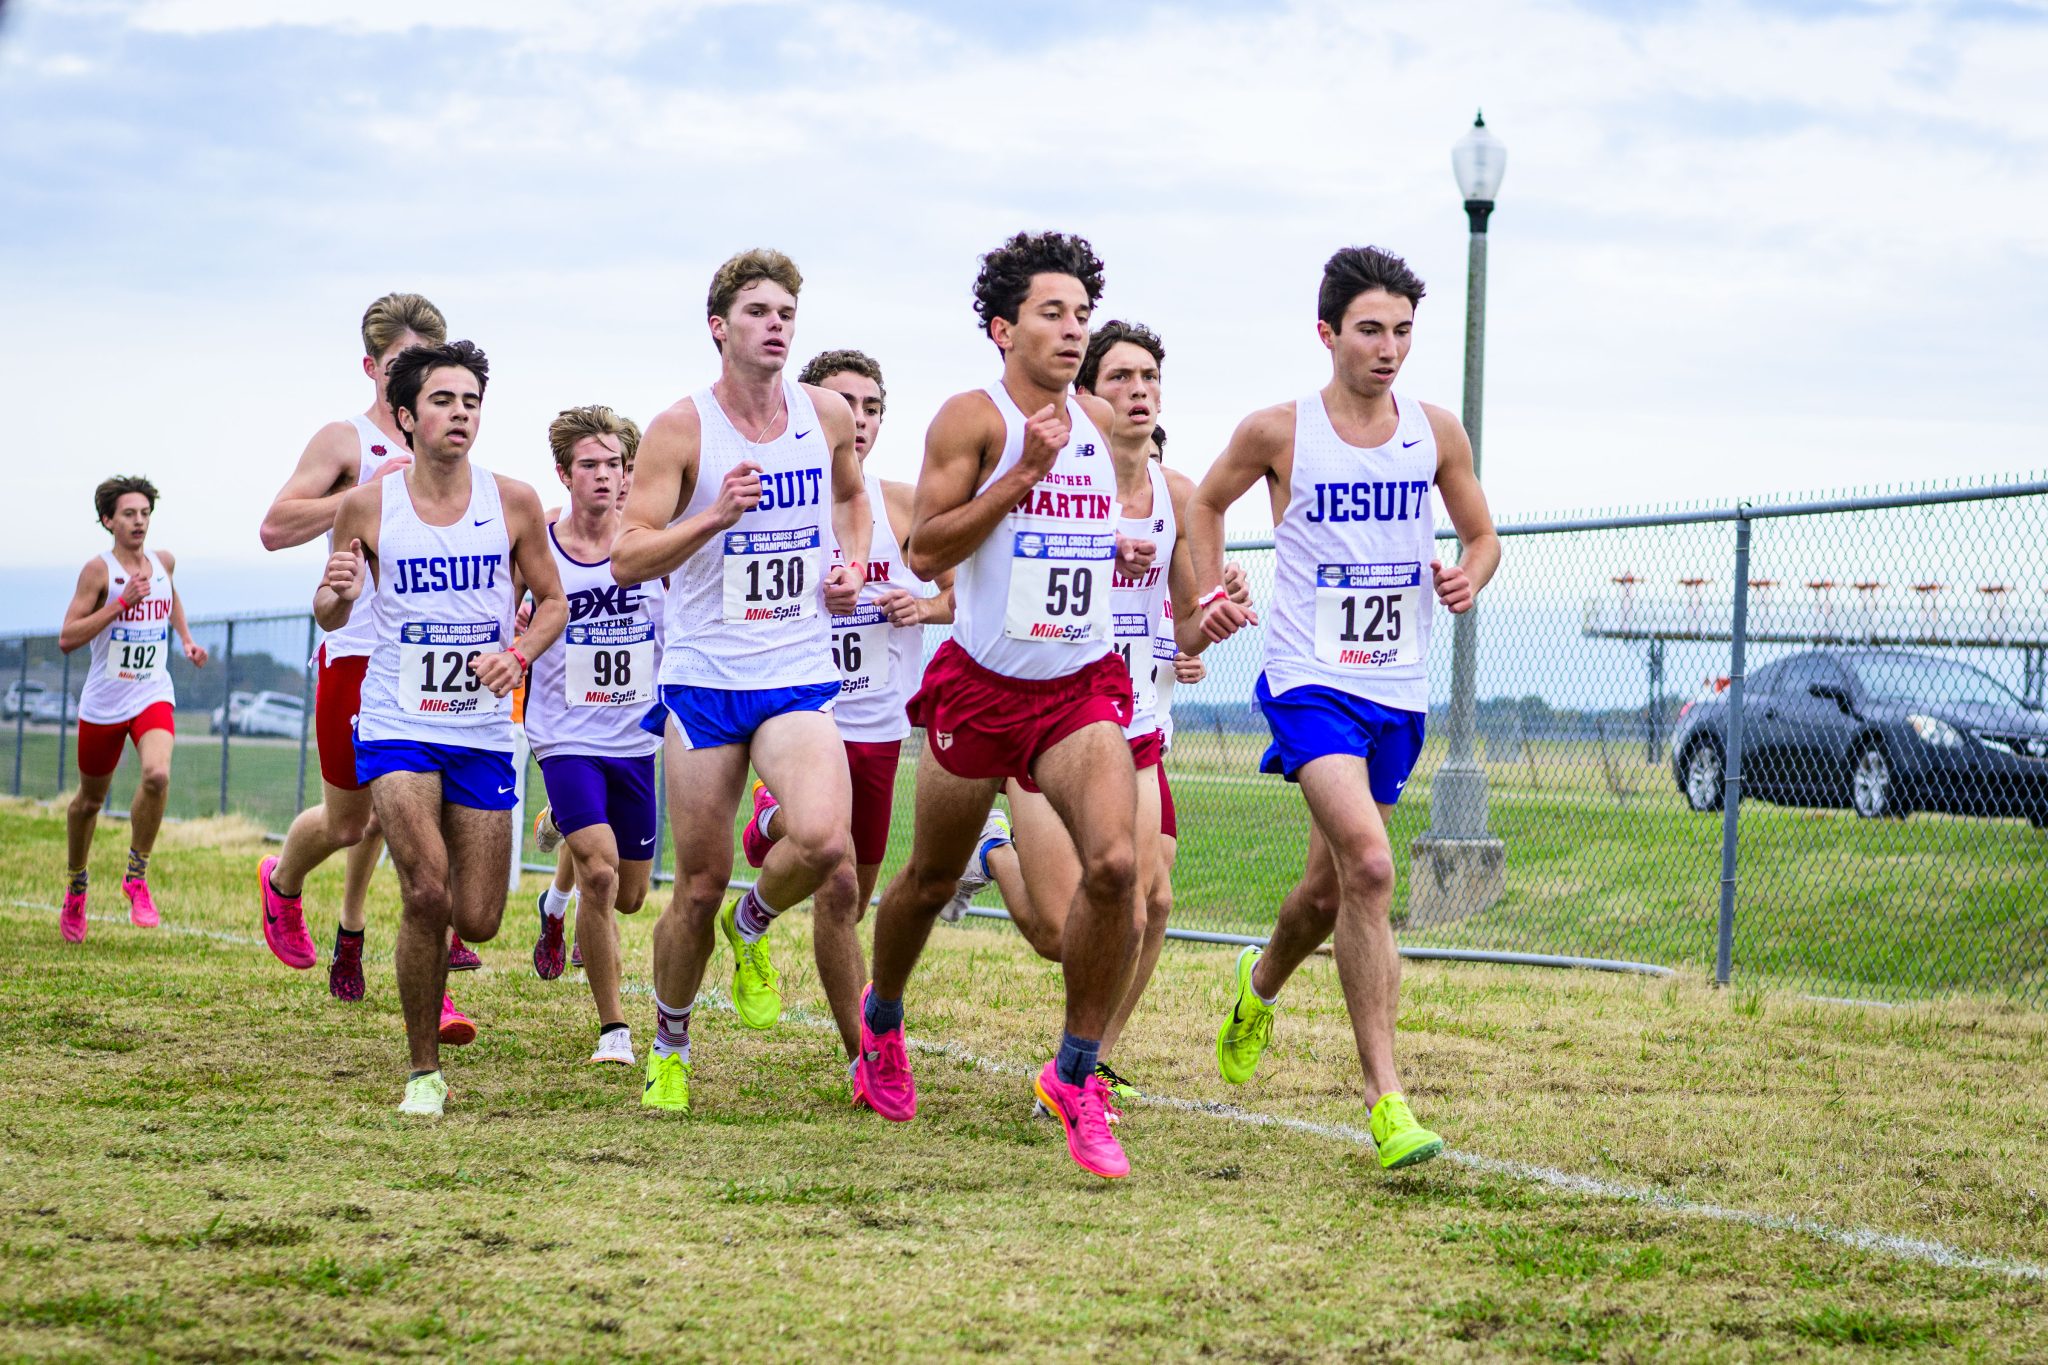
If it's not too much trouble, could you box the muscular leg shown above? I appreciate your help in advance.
[66,770,115,870]
[126,728,174,856]
[748,710,853,911]
[373,771,457,1075]
[810,848,866,1058]
[1293,755,1403,1107]
[650,739,750,1030]
[1251,820,1342,999]
[994,783,1074,963]
[444,802,512,947]
[269,780,377,899]
[1028,722,1139,1041]
[1099,770,1165,1058]
[565,823,625,1027]
[869,749,1000,1002]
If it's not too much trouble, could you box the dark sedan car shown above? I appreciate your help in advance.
[1671,648,2048,826]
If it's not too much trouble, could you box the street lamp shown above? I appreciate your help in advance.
[1412,111,1507,927]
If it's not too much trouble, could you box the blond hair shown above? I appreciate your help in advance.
[706,249,802,332]
[360,292,448,359]
[548,405,643,473]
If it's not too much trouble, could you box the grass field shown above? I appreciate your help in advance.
[7,714,2046,1004]
[4,798,2047,1361]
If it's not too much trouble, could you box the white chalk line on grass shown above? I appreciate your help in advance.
[12,896,2045,1284]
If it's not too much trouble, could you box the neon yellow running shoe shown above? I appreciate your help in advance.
[1215,945,1275,1085]
[1370,1092,1444,1170]
[718,896,782,1030]
[641,1051,692,1113]
[397,1071,447,1117]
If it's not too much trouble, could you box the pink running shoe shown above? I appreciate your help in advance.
[258,856,315,969]
[569,938,583,969]
[740,781,781,870]
[447,935,482,972]
[851,984,916,1122]
[60,888,88,943]
[328,932,365,1002]
[438,994,477,1046]
[532,892,566,980]
[1034,1060,1130,1180]
[123,877,159,928]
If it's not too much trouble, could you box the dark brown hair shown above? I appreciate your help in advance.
[800,349,886,412]
[387,340,490,448]
[973,231,1105,336]
[94,475,159,524]
[1318,246,1426,329]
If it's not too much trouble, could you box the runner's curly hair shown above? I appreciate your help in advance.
[972,231,1105,336]
[799,349,886,413]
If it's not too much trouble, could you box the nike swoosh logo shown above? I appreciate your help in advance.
[640,836,656,847]
[497,784,516,794]
[794,430,812,439]
[1402,438,1421,448]
[474,518,494,526]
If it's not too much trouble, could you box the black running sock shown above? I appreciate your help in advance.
[335,926,364,952]
[599,1021,629,1036]
[1055,1032,1100,1088]
[864,993,904,1036]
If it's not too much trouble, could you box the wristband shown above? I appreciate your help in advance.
[509,645,529,671]
[1196,587,1228,610]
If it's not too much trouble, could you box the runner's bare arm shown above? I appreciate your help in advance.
[314,483,380,632]
[612,400,735,586]
[159,551,208,666]
[876,479,955,626]
[473,479,564,697]
[56,558,118,653]
[260,421,408,551]
[1189,404,1290,639]
[816,391,871,615]
[905,392,1039,580]
[1426,404,1499,615]
[1161,469,1212,657]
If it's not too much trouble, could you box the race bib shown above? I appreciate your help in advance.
[1313,562,1423,670]
[1004,529,1112,644]
[397,621,505,720]
[722,526,819,625]
[563,619,655,708]
[831,603,892,699]
[104,621,168,685]
[1114,611,1159,718]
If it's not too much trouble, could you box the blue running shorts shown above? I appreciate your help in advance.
[1254,673,1427,805]
[355,738,519,811]
[643,680,840,750]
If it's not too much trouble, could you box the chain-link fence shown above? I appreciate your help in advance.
[7,477,2045,1005]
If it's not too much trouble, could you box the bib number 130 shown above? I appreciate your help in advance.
[722,527,820,624]
[1313,562,1423,670]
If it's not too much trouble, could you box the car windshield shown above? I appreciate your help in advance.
[1851,655,2020,708]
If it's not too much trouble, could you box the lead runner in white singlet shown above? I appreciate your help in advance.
[257,293,450,998]
[319,339,567,1117]
[1191,246,1500,1171]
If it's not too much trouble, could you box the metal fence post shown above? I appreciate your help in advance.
[56,649,72,788]
[1715,509,1753,987]
[296,616,316,814]
[218,619,235,816]
[11,643,26,796]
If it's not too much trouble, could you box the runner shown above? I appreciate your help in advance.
[611,250,869,1115]
[317,339,567,1115]
[522,404,662,1066]
[738,347,960,1070]
[255,293,468,1000]
[853,232,1159,1180]
[965,320,1238,1110]
[1191,246,1500,1170]
[56,477,209,941]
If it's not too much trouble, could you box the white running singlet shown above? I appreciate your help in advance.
[319,416,398,660]
[1111,461,1175,741]
[950,385,1118,681]
[1263,391,1436,712]
[523,523,664,762]
[357,467,517,751]
[79,550,176,724]
[1155,596,1179,750]
[831,472,934,743]
[659,380,839,691]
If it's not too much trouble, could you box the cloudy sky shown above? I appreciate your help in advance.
[3,0,2045,629]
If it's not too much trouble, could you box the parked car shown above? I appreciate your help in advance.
[210,691,256,734]
[235,691,306,739]
[3,681,50,720]
[1671,648,2048,826]
[27,691,80,724]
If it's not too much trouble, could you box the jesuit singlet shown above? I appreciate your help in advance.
[319,416,395,660]
[950,384,1118,681]
[660,379,838,692]
[523,522,664,761]
[79,550,175,725]
[1264,391,1436,712]
[357,467,517,751]
[830,471,935,743]
[1111,460,1177,741]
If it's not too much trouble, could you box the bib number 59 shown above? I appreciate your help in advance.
[1045,565,1093,618]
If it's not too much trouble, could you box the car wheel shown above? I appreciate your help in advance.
[1850,742,1905,819]
[1682,738,1725,812]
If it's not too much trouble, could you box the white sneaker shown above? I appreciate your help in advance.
[589,1026,635,1066]
[535,805,563,855]
[398,1070,447,1116]
[941,808,1012,923]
